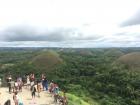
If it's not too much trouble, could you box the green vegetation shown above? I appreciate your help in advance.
[0,47,140,105]
[66,93,99,105]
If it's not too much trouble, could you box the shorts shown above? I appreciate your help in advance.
[32,92,35,97]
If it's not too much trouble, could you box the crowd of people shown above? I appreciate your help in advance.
[2,73,68,105]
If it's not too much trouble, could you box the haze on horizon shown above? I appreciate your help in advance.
[0,0,140,47]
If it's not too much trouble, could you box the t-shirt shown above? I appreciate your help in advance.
[15,82,18,87]
[27,78,30,84]
[7,77,12,83]
[10,81,15,88]
[16,95,23,105]
[54,87,59,95]
[30,81,34,87]
[31,86,36,93]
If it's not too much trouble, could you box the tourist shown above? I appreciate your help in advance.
[44,77,48,91]
[13,92,19,105]
[0,78,2,87]
[53,83,59,103]
[14,80,19,92]
[37,80,41,97]
[49,80,54,94]
[8,81,12,94]
[41,74,45,90]
[4,99,11,105]
[10,81,15,93]
[31,85,36,99]
[26,75,30,89]
[7,75,12,93]
[13,92,23,105]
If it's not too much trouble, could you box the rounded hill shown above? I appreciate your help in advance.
[31,50,63,70]
[104,48,124,57]
[117,52,140,69]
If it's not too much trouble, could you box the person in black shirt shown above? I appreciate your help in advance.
[31,85,36,99]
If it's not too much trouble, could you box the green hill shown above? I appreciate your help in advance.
[104,48,124,57]
[0,48,139,105]
[76,49,93,56]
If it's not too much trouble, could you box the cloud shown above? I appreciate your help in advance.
[0,25,101,42]
[0,26,67,41]
[120,10,140,27]
[0,24,140,47]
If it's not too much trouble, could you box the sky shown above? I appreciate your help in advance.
[0,0,140,47]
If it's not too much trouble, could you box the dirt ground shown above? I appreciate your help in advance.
[0,87,55,105]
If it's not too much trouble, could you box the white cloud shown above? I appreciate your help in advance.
[0,0,140,28]
[0,0,140,47]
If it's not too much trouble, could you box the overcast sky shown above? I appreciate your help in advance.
[0,0,140,47]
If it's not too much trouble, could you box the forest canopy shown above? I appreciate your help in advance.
[0,47,140,105]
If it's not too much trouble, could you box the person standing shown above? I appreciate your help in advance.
[13,92,23,105]
[31,85,36,99]
[6,74,12,86]
[8,81,12,94]
[44,78,48,91]
[7,75,12,93]
[8,75,12,83]
[0,78,2,87]
[41,74,45,90]
[53,84,59,103]
[37,80,41,97]
[17,77,23,92]
[14,81,19,92]
[13,92,18,105]
[10,81,15,93]
[49,80,54,94]
[26,75,30,89]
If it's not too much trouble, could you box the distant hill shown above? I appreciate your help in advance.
[31,50,63,70]
[77,50,93,56]
[104,48,124,57]
[117,52,140,70]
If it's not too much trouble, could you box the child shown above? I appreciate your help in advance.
[31,85,36,99]
[13,92,23,105]
[53,84,59,103]
[37,80,41,97]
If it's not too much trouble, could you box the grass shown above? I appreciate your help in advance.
[66,93,99,105]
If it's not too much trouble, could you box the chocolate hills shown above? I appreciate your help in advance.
[31,50,63,70]
[117,52,140,70]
